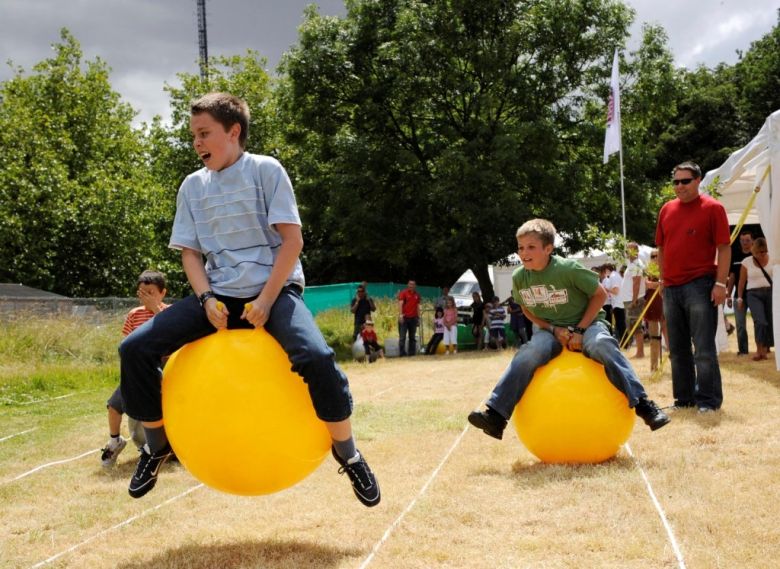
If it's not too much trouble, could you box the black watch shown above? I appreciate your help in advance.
[198,290,217,307]
[567,325,587,335]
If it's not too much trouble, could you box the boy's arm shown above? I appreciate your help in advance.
[565,285,607,352]
[578,285,607,330]
[520,305,571,346]
[243,223,303,328]
[182,247,228,330]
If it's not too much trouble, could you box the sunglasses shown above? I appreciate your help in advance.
[672,178,694,186]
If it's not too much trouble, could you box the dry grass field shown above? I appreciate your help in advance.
[1,327,779,568]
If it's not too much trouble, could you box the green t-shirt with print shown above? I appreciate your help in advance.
[512,255,606,327]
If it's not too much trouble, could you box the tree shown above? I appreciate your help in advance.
[735,9,780,133]
[278,0,635,296]
[0,30,168,296]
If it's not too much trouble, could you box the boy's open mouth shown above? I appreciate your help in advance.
[200,152,211,161]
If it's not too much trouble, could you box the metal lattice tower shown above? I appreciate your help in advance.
[197,0,208,81]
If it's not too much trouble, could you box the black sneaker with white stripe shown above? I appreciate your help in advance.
[128,444,174,499]
[332,447,380,507]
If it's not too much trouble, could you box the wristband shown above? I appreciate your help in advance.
[567,325,587,335]
[737,297,743,302]
[198,290,217,307]
[714,282,727,289]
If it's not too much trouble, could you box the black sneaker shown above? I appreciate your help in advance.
[331,447,381,507]
[635,398,671,431]
[467,408,507,440]
[128,444,173,499]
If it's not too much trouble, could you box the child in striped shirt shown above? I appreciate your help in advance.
[100,270,168,468]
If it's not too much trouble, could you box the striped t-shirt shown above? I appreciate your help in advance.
[122,304,169,337]
[169,153,305,298]
[489,305,506,329]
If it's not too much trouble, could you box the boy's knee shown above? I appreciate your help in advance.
[118,334,140,360]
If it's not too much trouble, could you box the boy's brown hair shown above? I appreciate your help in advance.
[137,270,167,292]
[190,92,250,148]
[516,218,556,247]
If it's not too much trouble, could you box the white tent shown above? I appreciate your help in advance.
[701,108,780,370]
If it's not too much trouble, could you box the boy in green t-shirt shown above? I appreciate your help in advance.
[468,219,670,440]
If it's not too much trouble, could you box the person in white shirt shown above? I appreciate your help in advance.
[736,237,774,361]
[601,263,622,334]
[619,243,646,358]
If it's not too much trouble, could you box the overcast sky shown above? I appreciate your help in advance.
[1,0,777,125]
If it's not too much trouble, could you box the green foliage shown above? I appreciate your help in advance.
[2,12,780,299]
[0,313,123,368]
[314,297,400,360]
[735,9,780,133]
[279,0,636,296]
[0,30,169,296]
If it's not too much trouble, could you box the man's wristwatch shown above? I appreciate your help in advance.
[714,282,727,289]
[198,290,217,307]
[567,325,587,335]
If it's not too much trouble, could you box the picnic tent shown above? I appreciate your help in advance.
[701,108,780,370]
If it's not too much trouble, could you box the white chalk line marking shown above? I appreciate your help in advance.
[4,392,77,406]
[29,483,204,568]
[357,424,470,569]
[2,388,105,407]
[371,386,396,398]
[625,443,687,569]
[0,427,38,443]
[2,449,100,485]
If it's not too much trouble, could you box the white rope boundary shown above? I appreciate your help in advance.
[625,443,687,569]
[0,427,38,443]
[2,449,100,485]
[1,392,77,406]
[29,483,204,568]
[357,424,470,569]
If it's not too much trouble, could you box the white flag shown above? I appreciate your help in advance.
[603,49,621,164]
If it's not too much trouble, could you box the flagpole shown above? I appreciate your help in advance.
[603,48,625,237]
[619,137,626,238]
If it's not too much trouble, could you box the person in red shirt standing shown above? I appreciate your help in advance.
[397,280,422,356]
[656,162,731,413]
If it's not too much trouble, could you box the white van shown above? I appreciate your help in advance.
[450,265,517,323]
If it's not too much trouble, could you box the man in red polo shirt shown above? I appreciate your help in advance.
[398,280,422,356]
[656,161,731,413]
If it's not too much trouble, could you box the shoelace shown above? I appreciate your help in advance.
[133,449,153,479]
[339,461,374,490]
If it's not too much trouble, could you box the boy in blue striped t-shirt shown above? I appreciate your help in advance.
[119,93,380,506]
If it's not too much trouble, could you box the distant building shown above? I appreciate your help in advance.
[0,283,74,318]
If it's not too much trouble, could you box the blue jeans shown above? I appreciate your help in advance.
[746,287,774,347]
[663,275,723,409]
[119,286,353,423]
[486,321,647,420]
[399,317,419,356]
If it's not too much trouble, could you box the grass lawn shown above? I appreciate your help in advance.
[1,312,779,568]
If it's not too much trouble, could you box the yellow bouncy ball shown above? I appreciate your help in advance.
[162,328,331,496]
[513,349,634,464]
